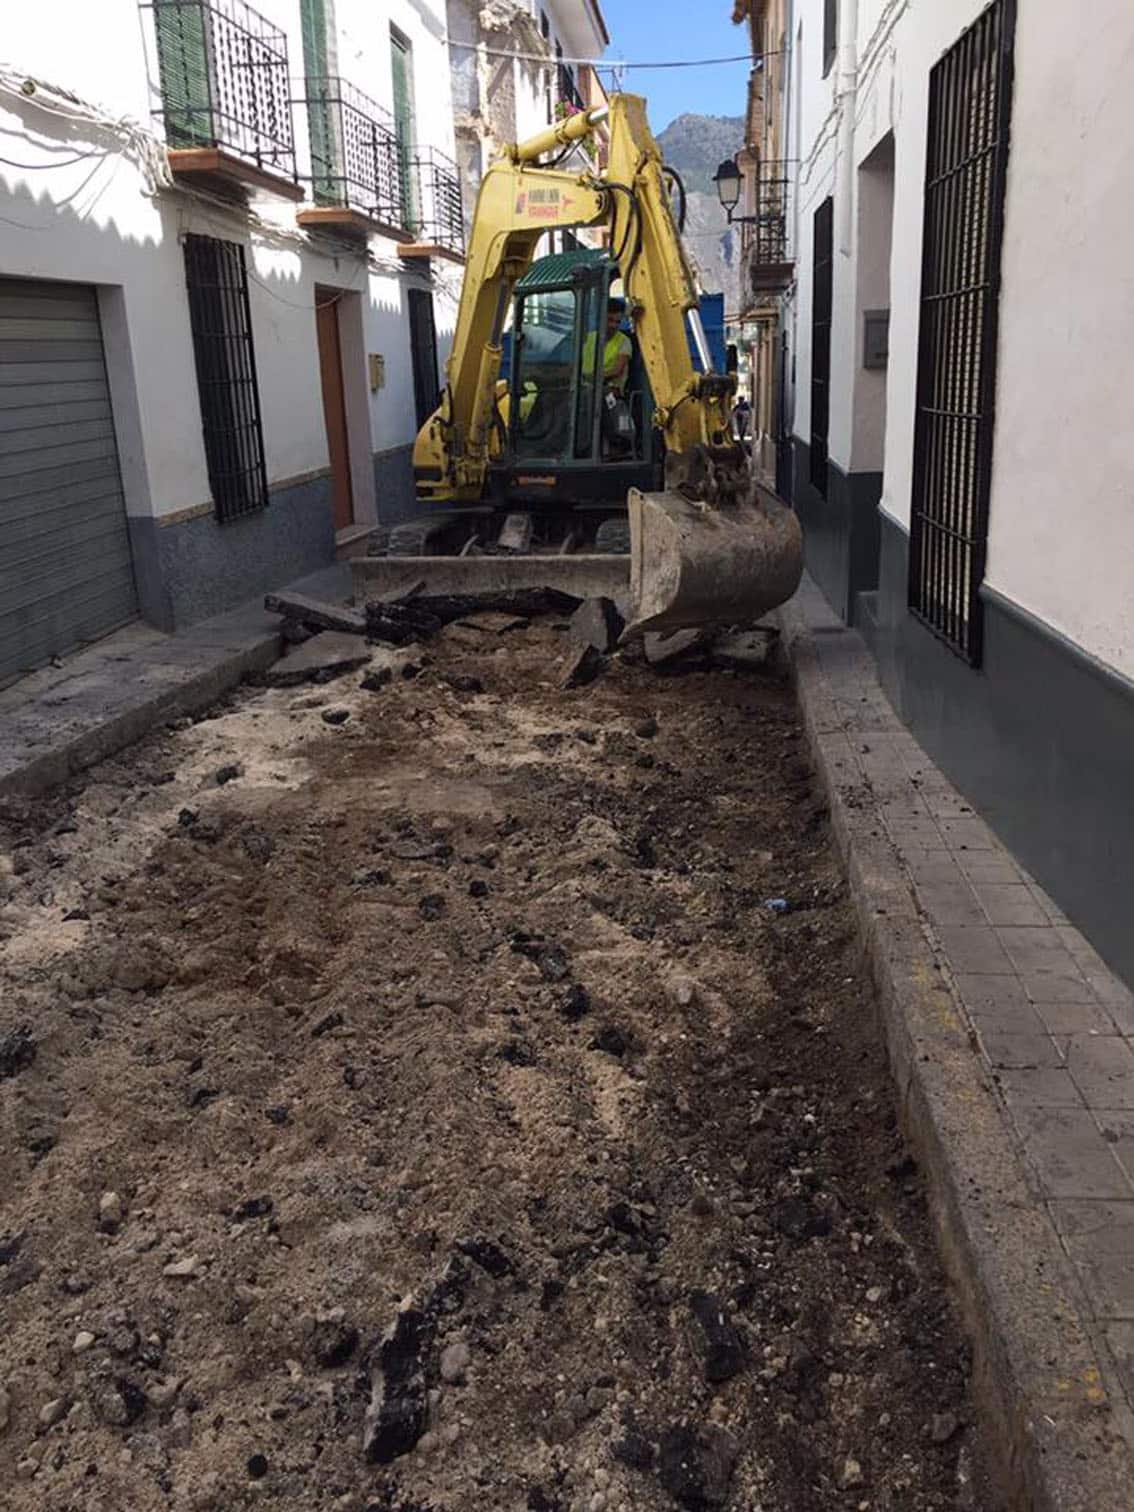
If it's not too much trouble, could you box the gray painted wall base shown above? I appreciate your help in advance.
[129,474,335,632]
[871,510,1134,989]
[373,443,415,525]
[791,438,881,624]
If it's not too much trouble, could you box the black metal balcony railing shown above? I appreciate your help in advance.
[743,161,793,291]
[292,76,404,228]
[148,0,296,181]
[410,146,465,255]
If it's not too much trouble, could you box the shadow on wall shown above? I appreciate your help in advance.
[0,134,435,629]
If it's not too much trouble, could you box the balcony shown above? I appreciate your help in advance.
[742,162,794,295]
[397,147,465,263]
[147,0,301,199]
[292,77,410,240]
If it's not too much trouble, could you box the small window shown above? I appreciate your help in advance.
[823,0,837,77]
[182,235,268,523]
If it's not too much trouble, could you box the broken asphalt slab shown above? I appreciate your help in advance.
[265,632,372,687]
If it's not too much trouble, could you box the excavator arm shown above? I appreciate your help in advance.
[413,95,803,634]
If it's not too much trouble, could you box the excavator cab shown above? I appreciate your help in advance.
[490,249,663,539]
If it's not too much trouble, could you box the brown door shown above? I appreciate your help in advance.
[315,291,354,530]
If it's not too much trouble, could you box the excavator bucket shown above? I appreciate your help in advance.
[623,483,804,637]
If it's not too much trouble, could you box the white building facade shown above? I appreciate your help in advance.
[0,0,464,679]
[782,0,1134,985]
[447,0,610,242]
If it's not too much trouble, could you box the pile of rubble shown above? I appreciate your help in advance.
[264,585,780,693]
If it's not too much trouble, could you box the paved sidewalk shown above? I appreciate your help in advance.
[781,575,1134,1509]
[0,563,351,798]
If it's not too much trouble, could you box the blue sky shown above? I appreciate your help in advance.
[596,0,750,134]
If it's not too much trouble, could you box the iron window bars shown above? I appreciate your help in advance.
[148,0,297,183]
[292,76,405,229]
[810,197,833,498]
[410,146,466,256]
[182,235,269,523]
[908,0,1015,665]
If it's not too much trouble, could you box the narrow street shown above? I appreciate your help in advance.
[0,615,990,1511]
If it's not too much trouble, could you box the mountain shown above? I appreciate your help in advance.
[656,113,746,311]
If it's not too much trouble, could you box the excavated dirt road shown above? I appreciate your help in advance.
[0,614,993,1512]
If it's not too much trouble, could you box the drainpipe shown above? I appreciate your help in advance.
[835,0,859,257]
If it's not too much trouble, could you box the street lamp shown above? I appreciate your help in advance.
[713,157,742,220]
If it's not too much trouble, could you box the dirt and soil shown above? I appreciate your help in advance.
[0,613,994,1512]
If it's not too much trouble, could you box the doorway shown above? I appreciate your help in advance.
[315,288,354,531]
[407,288,440,430]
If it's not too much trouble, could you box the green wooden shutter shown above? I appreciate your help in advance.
[153,0,213,147]
[300,0,338,204]
[390,30,418,229]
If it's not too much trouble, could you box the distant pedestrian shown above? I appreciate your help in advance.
[733,393,752,443]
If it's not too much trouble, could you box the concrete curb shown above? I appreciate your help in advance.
[778,596,1134,1511]
[0,636,279,801]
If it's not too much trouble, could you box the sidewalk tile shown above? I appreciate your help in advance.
[1103,1322,1134,1401]
[1021,968,1097,1005]
[1031,999,1119,1036]
[974,883,1048,927]
[980,1033,1064,1069]
[1098,1114,1134,1187]
[1051,1200,1134,1320]
[1067,1037,1134,1110]
[915,881,986,926]
[908,856,968,887]
[997,1067,1086,1108]
[936,925,1015,975]
[884,816,948,854]
[955,854,1025,886]
[922,793,978,820]
[939,816,998,851]
[1012,1107,1133,1199]
[1083,970,1134,1020]
[954,974,1044,1034]
[996,927,1080,974]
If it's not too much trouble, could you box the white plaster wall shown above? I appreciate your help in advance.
[984,0,1134,676]
[787,0,1134,675]
[789,0,837,451]
[849,132,893,474]
[1,0,460,531]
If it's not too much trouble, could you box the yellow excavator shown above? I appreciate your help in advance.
[403,94,802,637]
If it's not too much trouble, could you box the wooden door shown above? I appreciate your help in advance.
[315,293,353,531]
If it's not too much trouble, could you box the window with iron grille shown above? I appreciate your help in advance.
[810,197,833,497]
[823,0,837,77]
[908,0,1015,665]
[182,235,269,523]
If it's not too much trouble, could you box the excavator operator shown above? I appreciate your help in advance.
[583,296,632,397]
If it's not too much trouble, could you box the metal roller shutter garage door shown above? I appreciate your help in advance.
[0,277,138,687]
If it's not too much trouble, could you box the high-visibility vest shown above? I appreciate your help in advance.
[581,329,632,392]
